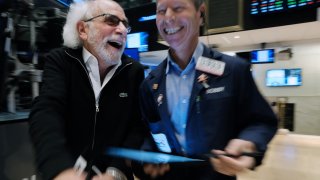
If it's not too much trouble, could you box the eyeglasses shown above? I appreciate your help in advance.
[84,13,131,33]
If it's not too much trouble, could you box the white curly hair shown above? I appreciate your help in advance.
[62,0,115,49]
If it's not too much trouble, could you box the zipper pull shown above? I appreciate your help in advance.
[96,104,99,112]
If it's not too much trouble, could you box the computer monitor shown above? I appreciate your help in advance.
[251,49,275,64]
[266,68,302,87]
[124,48,139,61]
[126,32,149,52]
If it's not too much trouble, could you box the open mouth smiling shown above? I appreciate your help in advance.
[164,27,184,35]
[108,40,123,49]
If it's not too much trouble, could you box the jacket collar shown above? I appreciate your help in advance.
[147,45,232,122]
[149,45,230,79]
[64,47,133,71]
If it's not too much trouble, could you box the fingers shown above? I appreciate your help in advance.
[210,148,255,176]
[223,139,256,170]
[211,157,242,176]
[210,152,244,176]
[225,139,256,156]
[143,164,170,178]
[54,168,87,180]
[158,164,170,175]
[92,173,113,180]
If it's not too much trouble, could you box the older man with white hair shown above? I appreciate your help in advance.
[28,0,148,179]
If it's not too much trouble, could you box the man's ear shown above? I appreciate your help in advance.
[201,11,205,21]
[77,21,88,41]
[199,3,206,26]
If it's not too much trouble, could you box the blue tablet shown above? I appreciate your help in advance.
[105,147,204,164]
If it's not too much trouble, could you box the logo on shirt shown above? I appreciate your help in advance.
[153,84,159,90]
[119,92,128,97]
[157,94,164,106]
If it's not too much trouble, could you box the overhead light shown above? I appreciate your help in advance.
[234,35,240,39]
[139,15,156,22]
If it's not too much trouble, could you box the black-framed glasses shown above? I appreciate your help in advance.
[84,13,131,33]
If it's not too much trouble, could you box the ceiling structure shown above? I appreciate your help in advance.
[200,21,320,51]
[114,0,154,9]
[9,0,319,64]
[18,0,154,10]
[142,20,320,65]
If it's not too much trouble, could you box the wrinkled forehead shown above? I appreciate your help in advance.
[156,0,204,9]
[92,0,126,18]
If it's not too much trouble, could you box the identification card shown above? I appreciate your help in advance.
[151,133,172,153]
[196,56,225,76]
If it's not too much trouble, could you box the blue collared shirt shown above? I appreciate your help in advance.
[165,42,204,151]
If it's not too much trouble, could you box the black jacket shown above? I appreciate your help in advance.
[136,45,278,180]
[29,47,148,180]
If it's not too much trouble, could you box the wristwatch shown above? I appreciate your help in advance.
[106,167,127,180]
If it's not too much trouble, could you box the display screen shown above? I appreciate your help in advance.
[250,0,320,15]
[124,48,139,61]
[266,68,302,87]
[56,0,72,7]
[125,3,168,52]
[126,32,149,52]
[251,49,275,64]
[106,147,204,164]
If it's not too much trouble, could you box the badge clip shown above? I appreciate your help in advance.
[197,73,210,88]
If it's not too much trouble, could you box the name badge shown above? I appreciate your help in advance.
[206,86,225,94]
[119,92,128,97]
[196,56,225,76]
[151,133,172,153]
